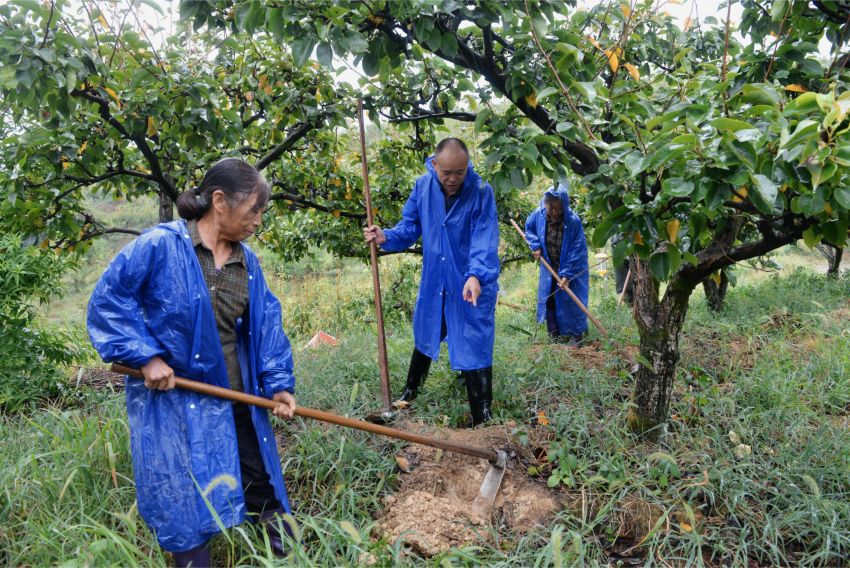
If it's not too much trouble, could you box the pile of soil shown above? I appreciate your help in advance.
[375,422,566,557]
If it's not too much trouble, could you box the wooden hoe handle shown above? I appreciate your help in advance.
[111,363,499,463]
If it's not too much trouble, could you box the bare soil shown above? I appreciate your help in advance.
[375,421,568,557]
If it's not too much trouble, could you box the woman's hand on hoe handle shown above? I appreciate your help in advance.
[141,356,176,391]
[272,391,296,419]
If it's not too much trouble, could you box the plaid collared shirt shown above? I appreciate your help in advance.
[545,217,563,274]
[188,220,248,391]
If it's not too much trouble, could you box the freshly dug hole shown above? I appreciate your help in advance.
[375,422,567,557]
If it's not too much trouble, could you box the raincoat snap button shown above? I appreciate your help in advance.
[194,354,200,359]
[190,404,195,409]
[263,437,268,442]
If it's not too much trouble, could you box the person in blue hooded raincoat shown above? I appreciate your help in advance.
[87,159,296,567]
[363,138,500,426]
[524,183,589,344]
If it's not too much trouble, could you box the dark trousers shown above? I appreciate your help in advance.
[546,279,560,338]
[233,402,281,516]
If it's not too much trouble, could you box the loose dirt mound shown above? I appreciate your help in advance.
[375,422,566,557]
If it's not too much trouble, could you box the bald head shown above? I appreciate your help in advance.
[433,138,469,195]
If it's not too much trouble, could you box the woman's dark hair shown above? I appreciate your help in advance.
[176,158,271,221]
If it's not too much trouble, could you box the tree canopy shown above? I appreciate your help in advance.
[2,0,849,434]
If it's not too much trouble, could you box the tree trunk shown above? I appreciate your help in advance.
[816,243,843,277]
[627,258,694,440]
[159,192,173,223]
[702,269,729,312]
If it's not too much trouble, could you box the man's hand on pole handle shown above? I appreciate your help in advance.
[532,249,542,261]
[141,356,176,391]
[363,225,386,245]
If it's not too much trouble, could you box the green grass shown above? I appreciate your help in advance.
[9,208,850,566]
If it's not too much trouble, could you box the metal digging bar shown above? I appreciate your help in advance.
[111,363,508,516]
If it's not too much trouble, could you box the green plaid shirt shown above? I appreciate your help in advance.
[188,220,248,391]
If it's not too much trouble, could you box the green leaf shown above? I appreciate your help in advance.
[661,177,694,197]
[648,144,685,170]
[711,118,754,132]
[833,146,850,167]
[536,86,559,101]
[316,43,333,68]
[623,151,647,177]
[749,174,778,213]
[440,33,459,57]
[809,161,838,189]
[741,84,780,107]
[727,140,757,170]
[771,0,788,22]
[784,92,819,115]
[573,81,596,102]
[64,68,77,94]
[344,30,369,54]
[833,186,850,209]
[291,37,315,68]
[802,227,820,249]
[531,12,548,37]
[649,251,672,281]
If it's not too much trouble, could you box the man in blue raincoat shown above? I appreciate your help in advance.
[88,159,296,566]
[524,183,589,344]
[364,138,500,426]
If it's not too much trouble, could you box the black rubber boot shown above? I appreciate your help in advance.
[464,367,493,427]
[171,541,211,568]
[257,507,294,557]
[394,349,432,405]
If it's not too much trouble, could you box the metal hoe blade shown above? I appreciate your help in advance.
[471,450,508,518]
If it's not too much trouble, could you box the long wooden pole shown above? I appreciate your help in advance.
[617,268,632,308]
[112,364,498,463]
[357,100,392,412]
[509,219,610,340]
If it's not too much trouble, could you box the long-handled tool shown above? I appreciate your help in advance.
[356,100,394,423]
[111,363,507,517]
[509,219,610,340]
[617,267,632,308]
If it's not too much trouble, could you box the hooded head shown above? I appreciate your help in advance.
[541,182,570,222]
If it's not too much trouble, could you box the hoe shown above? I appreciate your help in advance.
[111,363,508,517]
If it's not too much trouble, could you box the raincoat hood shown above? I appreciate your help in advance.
[539,183,572,214]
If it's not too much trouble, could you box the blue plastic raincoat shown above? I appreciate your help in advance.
[381,157,500,370]
[524,185,589,336]
[87,220,294,553]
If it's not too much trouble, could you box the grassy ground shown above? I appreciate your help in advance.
[4,209,849,566]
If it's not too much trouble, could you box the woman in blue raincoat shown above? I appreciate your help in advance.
[364,138,500,426]
[87,159,296,566]
[524,184,589,344]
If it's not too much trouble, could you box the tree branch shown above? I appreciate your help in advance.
[255,119,319,171]
[70,87,177,200]
[365,12,601,176]
[269,184,366,220]
[388,109,477,123]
